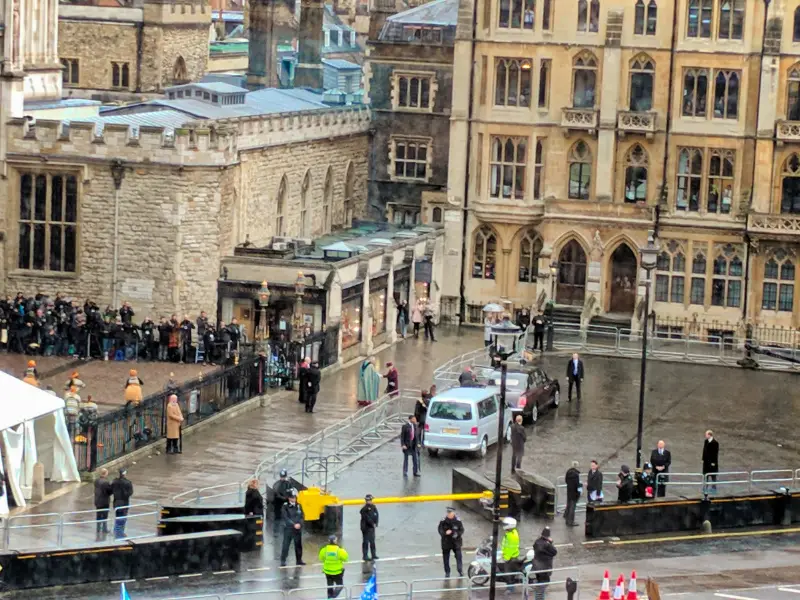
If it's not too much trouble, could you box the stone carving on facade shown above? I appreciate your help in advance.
[590,230,604,261]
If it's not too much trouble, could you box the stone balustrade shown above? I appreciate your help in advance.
[618,110,657,136]
[776,120,800,143]
[561,107,598,132]
[750,213,800,235]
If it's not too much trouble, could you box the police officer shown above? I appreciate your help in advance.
[359,494,379,561]
[280,489,305,566]
[437,507,464,577]
[319,534,348,599]
[501,517,521,584]
[272,469,293,523]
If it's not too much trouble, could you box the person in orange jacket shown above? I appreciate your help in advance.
[22,360,40,387]
[124,369,144,406]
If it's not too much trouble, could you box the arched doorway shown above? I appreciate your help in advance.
[556,240,587,306]
[609,244,638,313]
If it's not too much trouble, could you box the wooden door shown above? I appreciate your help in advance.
[556,240,587,306]
[609,244,638,314]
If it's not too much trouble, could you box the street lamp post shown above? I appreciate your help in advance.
[635,231,659,469]
[258,280,271,353]
[547,262,558,351]
[488,318,522,600]
[292,271,306,343]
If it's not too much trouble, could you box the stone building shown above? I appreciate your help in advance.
[439,0,800,337]
[364,0,456,223]
[58,0,212,100]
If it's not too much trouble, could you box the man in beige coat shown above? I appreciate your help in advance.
[166,394,184,454]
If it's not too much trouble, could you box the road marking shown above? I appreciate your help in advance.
[404,554,429,559]
[609,526,800,545]
[213,570,236,575]
[555,543,573,548]
[111,579,136,584]
[178,573,203,579]
[714,594,759,600]
[582,540,604,546]
[247,567,271,572]
[144,576,170,582]
[778,588,800,594]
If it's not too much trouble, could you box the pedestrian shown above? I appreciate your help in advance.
[532,311,546,352]
[587,460,604,502]
[401,415,420,477]
[396,300,408,338]
[484,314,495,348]
[64,370,85,392]
[179,314,194,364]
[305,362,321,413]
[650,440,672,497]
[458,366,476,386]
[411,302,423,338]
[423,302,436,341]
[124,369,144,406]
[298,358,310,405]
[359,494,379,561]
[111,468,134,539]
[319,534,348,599]
[635,463,655,500]
[64,385,81,426]
[166,394,184,454]
[702,430,719,494]
[22,360,39,387]
[510,415,526,474]
[244,479,264,516]
[414,390,430,436]
[272,469,292,522]
[565,352,584,401]
[157,316,171,361]
[564,461,581,526]
[141,317,157,360]
[517,308,531,331]
[532,527,557,600]
[438,507,464,577]
[280,489,305,566]
[616,465,634,503]
[356,356,381,406]
[93,467,113,541]
[384,361,399,397]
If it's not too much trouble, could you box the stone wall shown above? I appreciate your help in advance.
[58,20,139,91]
[141,25,210,92]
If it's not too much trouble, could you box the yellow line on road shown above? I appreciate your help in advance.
[609,526,800,545]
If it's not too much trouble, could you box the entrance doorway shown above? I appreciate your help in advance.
[556,240,587,306]
[609,244,638,313]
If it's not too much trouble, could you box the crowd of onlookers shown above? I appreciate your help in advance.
[0,292,244,365]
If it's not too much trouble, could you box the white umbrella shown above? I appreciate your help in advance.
[482,303,504,313]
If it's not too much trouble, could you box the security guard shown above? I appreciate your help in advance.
[319,534,349,599]
[280,488,305,566]
[22,360,39,387]
[272,469,293,523]
[438,507,464,577]
[359,494,379,561]
[501,517,521,579]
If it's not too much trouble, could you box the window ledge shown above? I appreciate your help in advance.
[9,269,79,279]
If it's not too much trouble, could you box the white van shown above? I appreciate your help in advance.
[423,387,513,458]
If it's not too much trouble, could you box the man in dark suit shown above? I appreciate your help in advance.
[565,353,584,401]
[305,362,321,413]
[400,415,420,477]
[702,430,719,494]
[297,358,310,405]
[649,440,672,497]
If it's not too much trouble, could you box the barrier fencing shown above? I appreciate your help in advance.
[2,501,159,551]
[554,468,800,515]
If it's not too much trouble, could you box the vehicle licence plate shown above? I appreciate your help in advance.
[441,427,460,434]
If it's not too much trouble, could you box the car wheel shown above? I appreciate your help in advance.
[530,403,539,424]
[477,437,488,458]
[427,447,439,457]
[552,390,560,407]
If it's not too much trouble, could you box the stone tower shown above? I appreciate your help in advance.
[293,0,323,91]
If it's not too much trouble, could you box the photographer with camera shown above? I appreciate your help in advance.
[140,317,157,360]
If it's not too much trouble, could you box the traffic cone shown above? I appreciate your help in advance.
[613,574,625,600]
[597,570,611,600]
[627,571,639,600]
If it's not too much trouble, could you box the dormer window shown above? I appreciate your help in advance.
[204,92,210,99]
[212,94,219,103]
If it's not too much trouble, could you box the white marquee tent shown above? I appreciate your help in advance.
[0,371,80,515]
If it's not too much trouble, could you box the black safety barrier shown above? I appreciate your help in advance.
[451,468,521,520]
[585,490,800,538]
[513,470,556,518]
[0,530,242,590]
[161,504,247,519]
[158,514,263,552]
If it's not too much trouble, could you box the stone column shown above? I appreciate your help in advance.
[585,232,604,322]
[385,253,397,344]
[595,9,624,202]
[361,272,372,356]
[501,248,512,298]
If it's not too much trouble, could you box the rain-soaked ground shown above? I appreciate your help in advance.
[4,345,800,598]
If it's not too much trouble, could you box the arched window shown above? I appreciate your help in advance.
[795,6,800,42]
[275,177,287,236]
[472,227,497,280]
[687,0,712,38]
[432,207,443,223]
[782,154,800,214]
[172,56,188,85]
[497,0,535,29]
[624,144,648,203]
[654,240,685,303]
[495,58,532,108]
[676,147,702,211]
[323,168,333,234]
[300,171,310,237]
[344,162,355,228]
[533,140,545,200]
[518,231,543,283]
[711,244,743,308]
[490,136,527,200]
[568,141,592,200]
[707,149,734,214]
[787,64,800,121]
[572,52,597,109]
[718,0,745,40]
[762,250,795,312]
[690,252,707,305]
[682,68,709,117]
[713,70,739,119]
[635,0,657,35]
[629,54,655,111]
[577,0,600,32]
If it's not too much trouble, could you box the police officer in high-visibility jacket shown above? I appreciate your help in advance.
[501,517,521,583]
[319,534,349,599]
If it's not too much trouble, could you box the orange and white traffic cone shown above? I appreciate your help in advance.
[598,570,612,600]
[627,571,639,600]
[613,574,625,600]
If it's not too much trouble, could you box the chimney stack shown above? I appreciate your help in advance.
[247,0,279,89]
[293,0,324,91]
[368,0,397,41]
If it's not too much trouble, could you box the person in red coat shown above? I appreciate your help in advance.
[384,362,399,397]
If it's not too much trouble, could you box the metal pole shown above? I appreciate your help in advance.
[635,271,651,469]
[488,359,507,600]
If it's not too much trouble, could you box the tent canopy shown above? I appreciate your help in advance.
[0,371,66,431]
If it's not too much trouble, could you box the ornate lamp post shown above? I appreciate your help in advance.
[292,271,306,342]
[549,261,558,301]
[487,318,522,600]
[258,280,271,352]
[635,230,659,469]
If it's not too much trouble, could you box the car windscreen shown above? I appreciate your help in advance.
[428,401,473,421]
[489,377,525,390]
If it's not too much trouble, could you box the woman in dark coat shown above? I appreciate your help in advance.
[244,479,264,516]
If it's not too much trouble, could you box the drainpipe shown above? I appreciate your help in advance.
[110,161,126,308]
[657,0,680,227]
[457,0,479,324]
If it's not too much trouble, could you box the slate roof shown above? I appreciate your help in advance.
[322,58,361,70]
[385,0,459,26]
